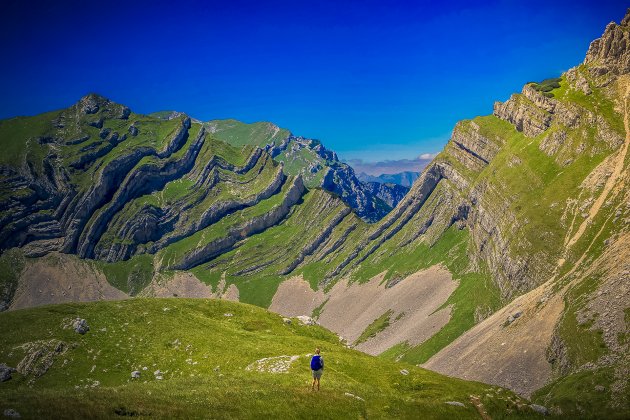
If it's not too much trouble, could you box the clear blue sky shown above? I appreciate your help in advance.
[0,0,626,161]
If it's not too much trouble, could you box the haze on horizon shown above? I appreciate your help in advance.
[0,0,627,172]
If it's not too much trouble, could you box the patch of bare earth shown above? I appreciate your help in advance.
[145,272,241,301]
[316,265,457,355]
[144,272,213,298]
[268,275,326,317]
[9,252,127,310]
[221,284,240,301]
[423,278,564,397]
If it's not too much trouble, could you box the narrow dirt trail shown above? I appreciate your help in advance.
[564,81,630,249]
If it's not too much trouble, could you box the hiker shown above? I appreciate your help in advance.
[310,348,324,391]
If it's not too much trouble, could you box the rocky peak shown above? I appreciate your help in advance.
[77,93,104,114]
[74,93,131,120]
[584,8,630,76]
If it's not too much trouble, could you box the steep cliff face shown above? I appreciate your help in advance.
[415,12,630,411]
[362,181,409,208]
[584,12,630,77]
[375,13,627,299]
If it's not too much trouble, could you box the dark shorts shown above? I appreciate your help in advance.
[312,369,323,379]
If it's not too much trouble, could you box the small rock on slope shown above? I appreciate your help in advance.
[3,409,21,418]
[530,404,549,415]
[0,364,16,382]
[296,315,316,326]
[73,318,89,334]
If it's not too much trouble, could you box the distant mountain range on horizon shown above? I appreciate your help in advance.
[356,171,420,187]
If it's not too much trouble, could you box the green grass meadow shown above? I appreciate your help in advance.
[0,298,542,419]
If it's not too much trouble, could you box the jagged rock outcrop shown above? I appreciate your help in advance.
[585,10,630,78]
[449,121,501,168]
[493,82,584,139]
[267,134,394,221]
[362,181,409,208]
[79,120,202,259]
[321,165,388,222]
[493,93,553,137]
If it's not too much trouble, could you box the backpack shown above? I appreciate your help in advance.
[310,355,322,370]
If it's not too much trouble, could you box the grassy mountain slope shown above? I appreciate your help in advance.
[0,298,539,419]
[205,118,399,220]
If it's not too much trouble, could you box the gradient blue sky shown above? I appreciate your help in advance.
[0,0,626,162]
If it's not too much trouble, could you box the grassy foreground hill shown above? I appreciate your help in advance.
[0,298,539,419]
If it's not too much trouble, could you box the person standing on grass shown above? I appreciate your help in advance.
[311,348,324,391]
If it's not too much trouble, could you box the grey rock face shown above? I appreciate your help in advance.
[0,363,16,382]
[267,134,398,221]
[540,130,567,156]
[3,409,20,418]
[547,332,571,376]
[79,121,202,260]
[530,404,549,416]
[493,83,582,139]
[17,340,67,379]
[77,93,130,119]
[493,94,552,138]
[79,94,100,114]
[279,195,351,275]
[584,9,630,76]
[73,318,89,334]
[566,67,592,95]
[445,401,465,407]
[131,370,141,378]
[362,182,409,208]
[451,120,500,166]
[319,158,391,222]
